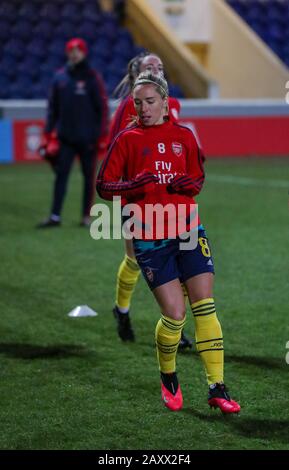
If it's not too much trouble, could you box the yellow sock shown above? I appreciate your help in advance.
[116,255,141,310]
[155,315,185,374]
[191,298,224,385]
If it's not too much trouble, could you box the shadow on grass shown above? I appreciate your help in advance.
[179,349,285,371]
[0,343,90,360]
[188,409,289,444]
[225,354,286,371]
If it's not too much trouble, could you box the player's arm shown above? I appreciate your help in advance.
[167,130,205,197]
[96,134,157,201]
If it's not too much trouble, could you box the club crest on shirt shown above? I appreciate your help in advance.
[172,142,182,156]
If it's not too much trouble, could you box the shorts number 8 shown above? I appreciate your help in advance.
[199,237,211,257]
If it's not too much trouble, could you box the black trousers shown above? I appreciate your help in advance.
[51,141,97,217]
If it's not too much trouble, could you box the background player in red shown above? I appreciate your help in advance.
[96,72,241,415]
[109,52,192,349]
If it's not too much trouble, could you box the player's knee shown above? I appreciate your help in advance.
[163,304,186,321]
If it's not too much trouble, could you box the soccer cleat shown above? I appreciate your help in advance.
[36,217,61,228]
[113,306,135,342]
[208,382,241,414]
[161,380,183,411]
[178,330,193,350]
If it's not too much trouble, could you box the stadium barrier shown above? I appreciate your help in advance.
[0,99,289,162]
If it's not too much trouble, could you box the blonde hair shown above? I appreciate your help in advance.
[132,72,169,99]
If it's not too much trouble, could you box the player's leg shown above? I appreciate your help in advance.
[180,231,240,414]
[37,141,75,227]
[153,279,185,411]
[134,239,184,411]
[113,239,141,341]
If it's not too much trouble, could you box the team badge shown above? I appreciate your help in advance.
[144,267,154,283]
[172,142,182,156]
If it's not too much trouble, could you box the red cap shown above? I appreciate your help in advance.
[65,38,88,55]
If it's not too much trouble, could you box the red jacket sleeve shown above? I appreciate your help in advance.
[96,129,156,201]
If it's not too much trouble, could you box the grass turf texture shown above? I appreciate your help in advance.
[0,158,289,450]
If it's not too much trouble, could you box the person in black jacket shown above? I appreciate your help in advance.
[38,38,108,228]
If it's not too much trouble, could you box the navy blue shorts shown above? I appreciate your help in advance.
[133,227,215,290]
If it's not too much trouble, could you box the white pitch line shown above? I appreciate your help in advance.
[207,174,289,189]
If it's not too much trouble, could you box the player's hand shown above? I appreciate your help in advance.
[39,131,59,158]
[134,169,158,195]
[167,174,195,194]
[135,169,158,185]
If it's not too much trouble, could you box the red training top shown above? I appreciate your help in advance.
[97,119,205,240]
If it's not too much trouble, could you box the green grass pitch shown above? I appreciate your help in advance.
[0,157,289,450]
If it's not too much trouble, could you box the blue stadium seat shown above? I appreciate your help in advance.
[98,23,118,42]
[102,10,119,25]
[76,22,100,42]
[0,76,11,99]
[48,40,66,58]
[117,28,134,46]
[39,3,61,24]
[3,39,26,60]
[82,2,102,23]
[106,62,126,80]
[244,1,265,22]
[113,41,136,60]
[17,58,41,81]
[18,3,40,24]
[60,3,81,24]
[105,75,121,96]
[0,20,11,43]
[12,20,34,41]
[39,57,63,76]
[169,84,184,99]
[0,55,18,80]
[34,21,55,40]
[90,57,107,74]
[268,23,285,42]
[9,76,35,99]
[26,39,48,61]
[54,22,76,40]
[91,39,113,60]
[266,3,284,23]
[0,2,18,24]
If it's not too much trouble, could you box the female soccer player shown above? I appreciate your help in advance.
[96,73,240,414]
[110,53,192,350]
